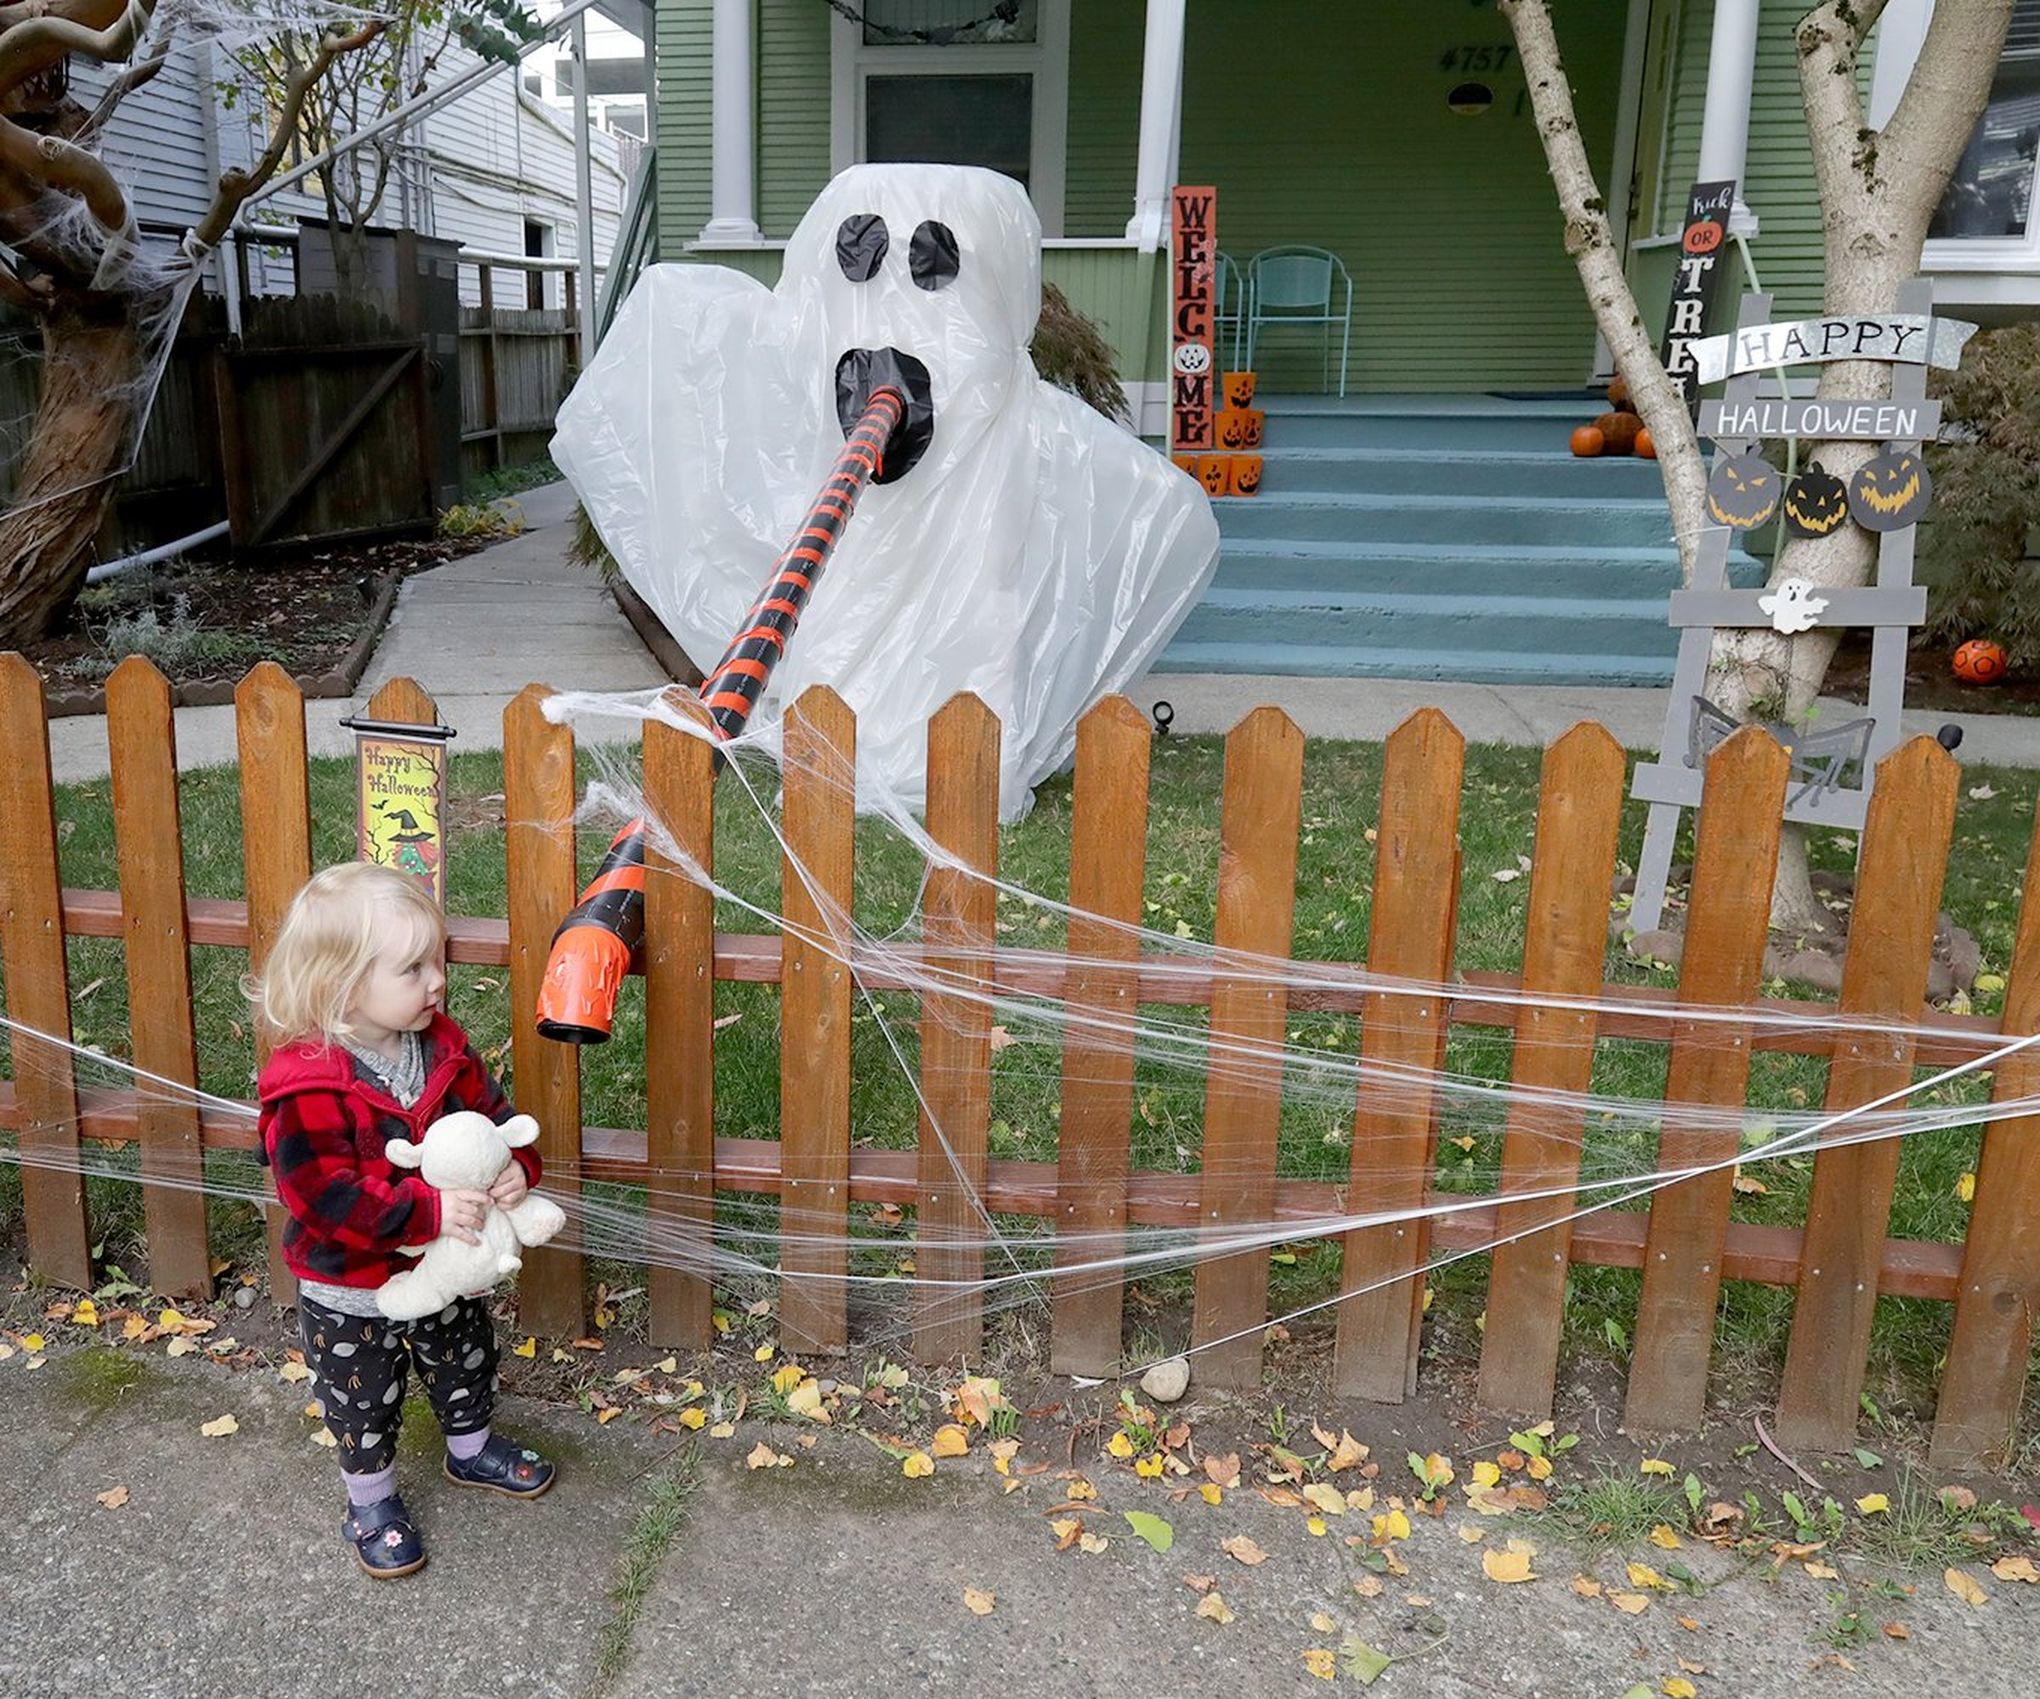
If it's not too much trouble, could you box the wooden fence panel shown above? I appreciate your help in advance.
[0,654,91,1289]
[106,658,212,1299]
[779,687,856,1355]
[1931,792,2040,1470]
[1333,708,1466,1402]
[913,694,1002,1363]
[1774,739,1958,1449]
[643,696,719,1347]
[1051,697,1152,1378]
[1624,729,1791,1435]
[505,684,587,1337]
[1474,722,1628,1417]
[1189,708,1305,1389]
[236,662,313,1306]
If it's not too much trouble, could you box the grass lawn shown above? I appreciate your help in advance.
[2,727,2035,1416]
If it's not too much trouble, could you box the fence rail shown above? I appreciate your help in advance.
[2,655,2037,1469]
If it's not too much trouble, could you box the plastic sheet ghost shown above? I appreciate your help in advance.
[552,163,1221,819]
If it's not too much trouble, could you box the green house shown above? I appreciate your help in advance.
[632,0,2036,682]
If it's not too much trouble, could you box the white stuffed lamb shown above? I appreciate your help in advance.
[376,1111,567,1322]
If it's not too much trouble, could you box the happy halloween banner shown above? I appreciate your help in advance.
[1688,313,1977,385]
[346,716,457,905]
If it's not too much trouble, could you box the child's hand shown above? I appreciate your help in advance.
[488,1164,530,1210]
[440,1189,491,1244]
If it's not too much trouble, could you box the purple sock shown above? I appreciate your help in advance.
[446,1426,491,1461]
[343,1465,396,1508]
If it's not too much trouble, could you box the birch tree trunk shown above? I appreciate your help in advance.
[1501,0,2013,937]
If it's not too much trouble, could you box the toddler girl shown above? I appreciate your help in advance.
[251,862,556,1579]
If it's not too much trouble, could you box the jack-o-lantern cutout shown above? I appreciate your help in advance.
[1706,452,1779,529]
[1222,371,1257,408]
[1847,448,1932,531]
[1197,456,1229,496]
[1782,461,1851,538]
[1228,454,1263,496]
[1216,408,1264,450]
[1172,452,1199,478]
[1683,219,1725,255]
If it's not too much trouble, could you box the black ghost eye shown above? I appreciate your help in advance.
[835,214,888,282]
[909,220,960,291]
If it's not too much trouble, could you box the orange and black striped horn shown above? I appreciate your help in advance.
[535,386,906,1044]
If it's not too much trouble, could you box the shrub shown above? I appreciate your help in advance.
[1921,324,2040,669]
[77,593,263,681]
[1030,282,1131,426]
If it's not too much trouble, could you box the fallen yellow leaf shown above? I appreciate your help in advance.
[277,1360,314,1385]
[1649,1524,1683,1549]
[1459,1526,1487,1544]
[1371,1509,1411,1543]
[1302,1482,1346,1515]
[1571,1575,1604,1598]
[745,1442,791,1469]
[1078,1532,1110,1554]
[962,1587,995,1616]
[1471,1460,1502,1490]
[931,1424,971,1458]
[786,1381,829,1422]
[1957,1172,1977,1203]
[1306,1516,1328,1536]
[770,1362,804,1395]
[200,1414,239,1438]
[1195,1592,1235,1624]
[677,1407,707,1431]
[596,1407,622,1425]
[1107,1431,1135,1459]
[902,1450,936,1478]
[310,1427,338,1448]
[709,1421,736,1439]
[512,1336,537,1358]
[1991,1555,2040,1584]
[1640,1458,1675,1477]
[1135,1453,1165,1479]
[1626,1562,1668,1591]
[1301,1648,1338,1681]
[1199,1483,1223,1506]
[72,1300,99,1327]
[95,1485,129,1510]
[1609,1592,1652,1615]
[1483,1545,1536,1583]
[1664,1680,1697,1699]
[1353,1574,1385,1599]
[1883,1622,1910,1640]
[1945,1567,1989,1608]
[20,1334,44,1353]
[753,1343,775,1363]
[1855,1493,1890,1516]
[1221,1534,1268,1566]
[1527,1454,1553,1481]
[1309,1611,1338,1633]
[1804,1562,1839,1580]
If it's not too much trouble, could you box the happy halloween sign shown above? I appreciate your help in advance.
[345,714,456,904]
[1689,313,1977,385]
[1698,397,1942,442]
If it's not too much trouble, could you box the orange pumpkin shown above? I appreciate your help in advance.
[1570,426,1605,458]
[1227,454,1263,496]
[1197,456,1229,496]
[1596,412,1643,455]
[1222,371,1257,408]
[1953,639,2009,684]
[1684,219,1725,254]
[1634,427,1656,459]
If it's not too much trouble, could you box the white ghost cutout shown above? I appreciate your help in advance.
[552,163,1220,819]
[1758,576,1830,635]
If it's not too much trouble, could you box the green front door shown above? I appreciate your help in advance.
[1181,0,1631,394]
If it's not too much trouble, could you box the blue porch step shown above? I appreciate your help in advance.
[1161,396,1753,688]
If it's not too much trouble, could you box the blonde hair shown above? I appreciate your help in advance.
[248,862,447,1045]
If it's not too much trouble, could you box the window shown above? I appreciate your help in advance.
[832,0,1067,234]
[1929,0,2040,242]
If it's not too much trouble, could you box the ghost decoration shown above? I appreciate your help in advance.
[1758,576,1830,636]
[551,163,1221,819]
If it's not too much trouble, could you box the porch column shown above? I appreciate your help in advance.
[699,0,761,244]
[573,12,597,363]
[1124,0,1187,251]
[1696,0,1761,234]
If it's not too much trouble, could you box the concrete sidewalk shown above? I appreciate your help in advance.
[40,487,2040,782]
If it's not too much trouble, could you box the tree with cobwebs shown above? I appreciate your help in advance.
[0,0,523,647]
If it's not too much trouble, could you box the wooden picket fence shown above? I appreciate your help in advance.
[3,653,2039,1468]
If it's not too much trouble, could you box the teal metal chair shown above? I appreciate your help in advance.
[1214,250,1249,374]
[1244,246,1353,396]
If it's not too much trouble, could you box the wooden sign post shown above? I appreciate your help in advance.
[1660,180,1736,405]
[1170,185,1217,455]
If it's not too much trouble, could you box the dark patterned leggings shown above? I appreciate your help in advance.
[298,1294,499,1475]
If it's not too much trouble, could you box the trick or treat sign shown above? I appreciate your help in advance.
[1660,180,1736,403]
[1171,185,1217,452]
[344,713,456,903]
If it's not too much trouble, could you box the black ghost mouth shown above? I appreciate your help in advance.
[835,346,934,484]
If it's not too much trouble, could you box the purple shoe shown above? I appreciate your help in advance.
[342,1494,425,1578]
[443,1434,556,1499]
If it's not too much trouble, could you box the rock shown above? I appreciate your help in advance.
[233,1285,256,1310]
[1139,1357,1190,1404]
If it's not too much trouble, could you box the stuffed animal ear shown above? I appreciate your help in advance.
[498,1114,543,1149]
[385,1139,425,1169]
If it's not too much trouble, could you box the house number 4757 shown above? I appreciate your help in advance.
[1438,44,1515,73]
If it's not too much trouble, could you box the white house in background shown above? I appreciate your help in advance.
[524,5,654,146]
[75,18,630,311]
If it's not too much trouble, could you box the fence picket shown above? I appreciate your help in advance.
[1051,697,1152,1378]
[643,696,718,1347]
[236,662,312,1307]
[1623,728,1790,1435]
[1189,708,1305,1389]
[1475,723,1628,1417]
[913,694,1002,1363]
[0,654,91,1289]
[1333,708,1466,1402]
[106,658,212,1298]
[1931,793,2040,1471]
[505,684,586,1337]
[779,686,856,1355]
[1774,739,1958,1449]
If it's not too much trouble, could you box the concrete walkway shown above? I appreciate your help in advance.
[40,485,2040,781]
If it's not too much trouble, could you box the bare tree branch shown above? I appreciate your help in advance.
[1498,0,1709,585]
[0,110,128,227]
[0,0,154,97]
[189,19,383,250]
[77,39,169,139]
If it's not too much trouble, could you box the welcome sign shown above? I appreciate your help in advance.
[1170,185,1217,452]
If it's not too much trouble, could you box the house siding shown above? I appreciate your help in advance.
[757,0,831,236]
[657,0,714,244]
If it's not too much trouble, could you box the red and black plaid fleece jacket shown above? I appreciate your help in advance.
[257,1011,541,1290]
